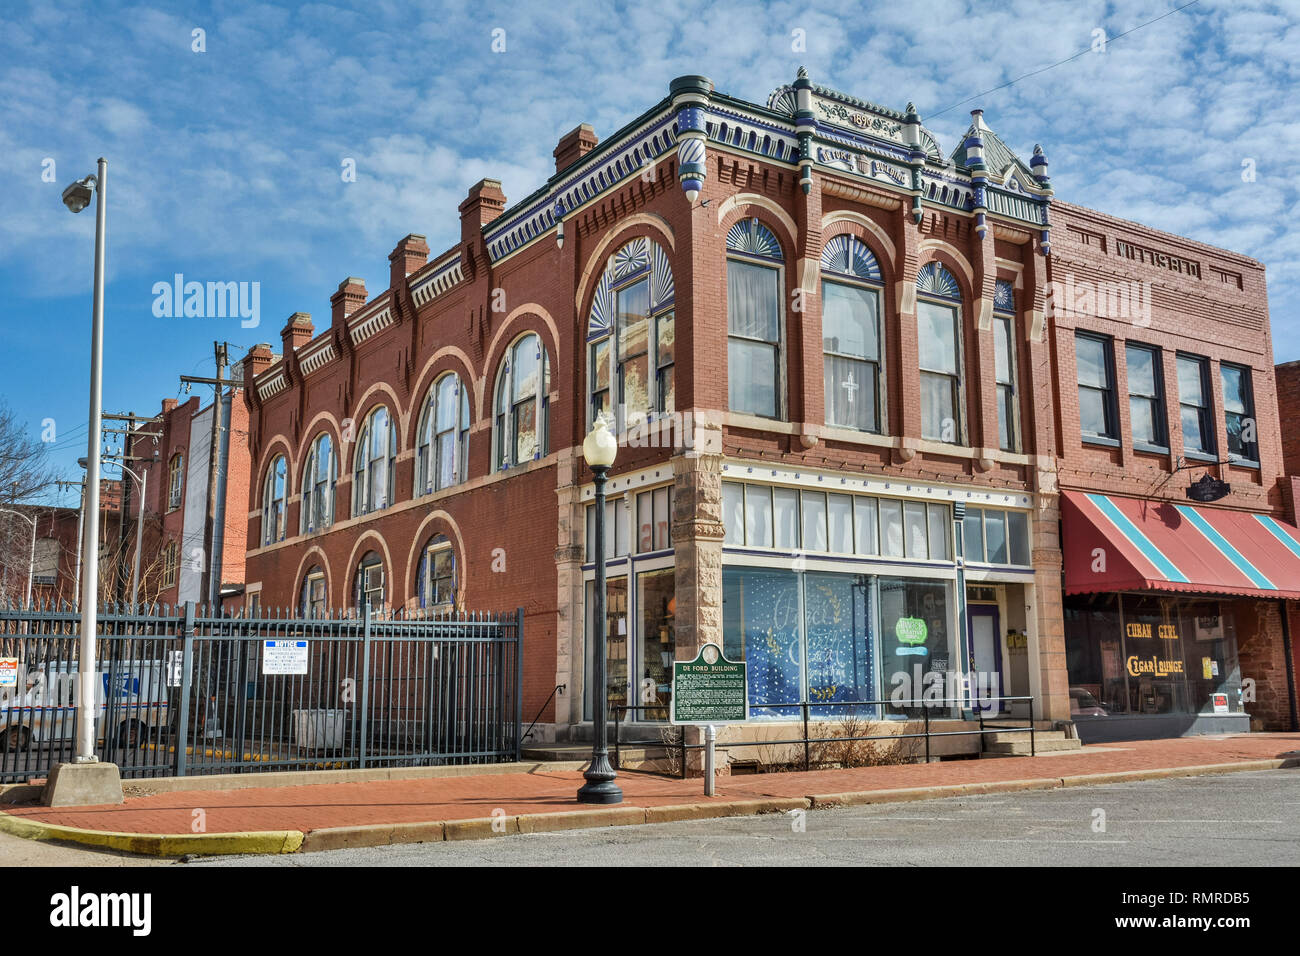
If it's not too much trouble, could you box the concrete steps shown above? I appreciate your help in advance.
[521,743,676,771]
[980,730,1082,757]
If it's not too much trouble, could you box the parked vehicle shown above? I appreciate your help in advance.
[0,659,172,751]
[1069,686,1109,717]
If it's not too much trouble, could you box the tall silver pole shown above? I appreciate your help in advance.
[130,470,144,610]
[73,478,85,600]
[75,157,107,764]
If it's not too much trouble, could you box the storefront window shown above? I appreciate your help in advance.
[723,567,803,718]
[1064,593,1242,719]
[637,569,675,719]
[804,572,872,713]
[878,577,956,718]
[584,577,629,721]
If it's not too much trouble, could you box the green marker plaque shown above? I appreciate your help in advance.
[670,642,748,725]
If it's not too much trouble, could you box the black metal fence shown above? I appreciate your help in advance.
[0,601,523,782]
[612,696,1037,778]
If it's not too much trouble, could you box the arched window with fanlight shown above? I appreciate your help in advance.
[300,433,336,534]
[916,261,965,445]
[167,453,184,510]
[416,373,470,494]
[300,565,327,618]
[354,551,385,611]
[821,235,884,433]
[261,454,287,545]
[587,236,675,430]
[726,218,784,419]
[494,333,550,470]
[416,534,457,611]
[352,406,396,515]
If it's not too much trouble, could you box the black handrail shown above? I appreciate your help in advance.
[521,684,565,745]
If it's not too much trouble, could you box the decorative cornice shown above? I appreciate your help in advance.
[297,339,337,377]
[348,302,394,345]
[821,177,902,210]
[257,369,288,400]
[410,254,464,309]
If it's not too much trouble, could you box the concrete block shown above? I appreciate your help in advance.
[42,762,124,807]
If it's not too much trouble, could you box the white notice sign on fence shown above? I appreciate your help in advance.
[263,640,309,676]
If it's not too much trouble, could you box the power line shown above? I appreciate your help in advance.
[929,0,1203,119]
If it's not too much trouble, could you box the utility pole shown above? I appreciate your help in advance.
[180,341,228,609]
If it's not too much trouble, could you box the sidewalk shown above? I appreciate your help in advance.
[3,733,1298,855]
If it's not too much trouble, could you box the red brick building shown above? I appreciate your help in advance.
[1,481,122,608]
[240,70,1297,748]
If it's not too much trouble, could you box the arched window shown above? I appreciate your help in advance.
[261,454,287,545]
[916,261,965,444]
[162,541,177,588]
[587,237,675,429]
[301,433,336,534]
[416,534,457,610]
[821,235,884,432]
[494,334,550,470]
[353,406,396,515]
[168,453,184,510]
[993,278,1019,452]
[354,551,385,610]
[726,218,784,418]
[300,565,327,618]
[416,374,470,494]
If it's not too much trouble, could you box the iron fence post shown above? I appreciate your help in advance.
[924,700,931,763]
[359,601,372,769]
[175,602,195,777]
[802,701,810,772]
[514,607,524,761]
[1029,696,1036,757]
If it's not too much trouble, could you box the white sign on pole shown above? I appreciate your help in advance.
[0,657,17,689]
[263,640,309,676]
[166,650,184,688]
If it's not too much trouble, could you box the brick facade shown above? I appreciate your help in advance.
[239,71,1296,737]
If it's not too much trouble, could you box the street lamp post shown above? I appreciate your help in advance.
[64,159,107,765]
[0,509,37,608]
[577,416,623,805]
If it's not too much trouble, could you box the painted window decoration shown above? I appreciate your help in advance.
[417,373,470,494]
[1220,362,1257,464]
[821,236,883,433]
[495,334,550,469]
[300,567,327,618]
[417,534,457,610]
[353,406,396,515]
[722,567,879,719]
[1177,353,1214,456]
[587,237,675,430]
[300,433,336,534]
[1076,332,1118,442]
[261,454,287,546]
[354,551,385,611]
[1126,343,1167,450]
[727,218,783,419]
[993,279,1018,452]
[168,453,184,510]
[722,480,951,562]
[161,541,177,589]
[961,506,1031,566]
[916,263,963,444]
[878,576,955,718]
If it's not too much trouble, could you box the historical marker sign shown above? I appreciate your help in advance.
[670,642,748,725]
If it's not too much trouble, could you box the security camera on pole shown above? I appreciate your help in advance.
[43,158,124,808]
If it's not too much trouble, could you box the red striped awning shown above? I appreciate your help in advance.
[1061,491,1300,600]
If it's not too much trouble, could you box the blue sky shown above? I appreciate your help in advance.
[2,0,1296,505]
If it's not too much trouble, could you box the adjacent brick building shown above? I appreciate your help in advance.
[239,69,1298,749]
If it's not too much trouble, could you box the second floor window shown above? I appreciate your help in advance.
[354,552,384,611]
[168,454,183,510]
[417,374,470,494]
[300,567,327,618]
[917,262,964,444]
[301,433,336,534]
[353,406,396,515]
[1177,354,1213,456]
[495,334,549,469]
[821,235,883,433]
[993,279,1019,452]
[417,534,457,609]
[726,218,784,419]
[261,454,287,545]
[161,541,177,588]
[1076,332,1117,442]
[587,237,675,430]
[1127,343,1167,449]
[1221,363,1257,464]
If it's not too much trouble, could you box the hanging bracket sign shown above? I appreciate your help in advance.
[670,643,748,725]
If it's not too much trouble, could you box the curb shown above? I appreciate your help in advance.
[5,758,1295,858]
[0,810,302,857]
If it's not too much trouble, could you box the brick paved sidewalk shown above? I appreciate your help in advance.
[8,733,1299,836]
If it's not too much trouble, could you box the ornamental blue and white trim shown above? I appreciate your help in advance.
[588,236,675,340]
[917,262,961,300]
[821,234,881,282]
[726,218,783,261]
